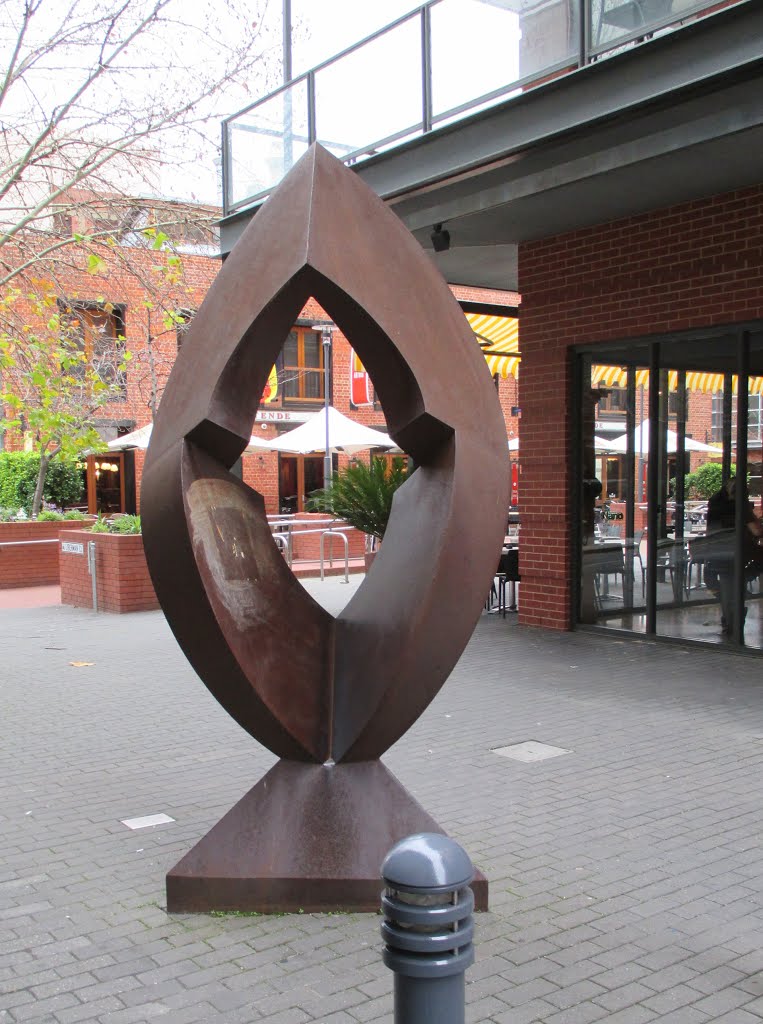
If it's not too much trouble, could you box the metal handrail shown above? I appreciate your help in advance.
[320,529,349,584]
[222,0,729,215]
[271,525,355,582]
[0,539,60,547]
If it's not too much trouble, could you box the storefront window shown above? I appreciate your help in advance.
[577,327,763,651]
[281,328,325,403]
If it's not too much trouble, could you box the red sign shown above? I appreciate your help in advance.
[350,350,373,406]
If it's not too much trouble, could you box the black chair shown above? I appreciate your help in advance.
[498,548,520,616]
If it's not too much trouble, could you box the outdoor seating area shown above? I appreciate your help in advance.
[585,519,763,647]
[488,521,521,617]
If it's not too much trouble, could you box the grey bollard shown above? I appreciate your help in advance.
[381,833,475,1024]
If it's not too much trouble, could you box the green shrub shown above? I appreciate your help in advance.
[90,513,141,534]
[108,514,141,534]
[687,461,730,499]
[63,510,89,520]
[36,509,64,521]
[0,452,85,513]
[306,457,409,540]
[680,461,733,499]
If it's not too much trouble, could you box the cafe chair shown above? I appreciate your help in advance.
[498,547,520,616]
[624,529,645,597]
[592,544,625,610]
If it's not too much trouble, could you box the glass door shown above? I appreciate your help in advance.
[577,326,763,651]
[278,454,327,513]
[86,453,125,514]
[579,359,640,628]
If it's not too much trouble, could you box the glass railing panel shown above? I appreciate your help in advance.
[430,0,521,124]
[313,15,423,164]
[431,0,578,128]
[591,0,717,56]
[226,79,310,210]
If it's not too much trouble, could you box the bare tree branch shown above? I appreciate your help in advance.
[1,0,278,281]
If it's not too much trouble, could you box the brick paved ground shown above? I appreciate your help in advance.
[3,578,763,1024]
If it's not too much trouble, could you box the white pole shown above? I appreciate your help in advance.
[322,327,333,486]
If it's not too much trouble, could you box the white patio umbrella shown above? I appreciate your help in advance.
[245,406,395,455]
[107,423,153,450]
[607,420,722,454]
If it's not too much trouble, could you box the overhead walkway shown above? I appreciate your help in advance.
[220,1,763,293]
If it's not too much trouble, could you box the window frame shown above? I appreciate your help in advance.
[281,326,326,405]
[60,300,127,399]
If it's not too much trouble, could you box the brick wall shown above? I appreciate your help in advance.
[231,288,519,515]
[59,530,158,613]
[518,184,763,629]
[6,232,517,538]
[0,520,93,588]
[3,238,218,458]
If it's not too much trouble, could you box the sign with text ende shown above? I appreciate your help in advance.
[254,409,311,424]
[61,541,84,555]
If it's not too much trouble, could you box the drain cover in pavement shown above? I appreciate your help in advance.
[120,813,175,830]
[492,741,571,762]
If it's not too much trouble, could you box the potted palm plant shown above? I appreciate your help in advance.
[307,456,408,569]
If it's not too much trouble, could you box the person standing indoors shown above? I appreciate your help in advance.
[705,477,763,634]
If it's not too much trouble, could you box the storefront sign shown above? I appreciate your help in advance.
[261,365,278,404]
[255,409,311,424]
[350,349,373,406]
[595,420,625,432]
[61,541,84,555]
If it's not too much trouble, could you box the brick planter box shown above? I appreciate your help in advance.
[0,520,93,588]
[59,529,158,613]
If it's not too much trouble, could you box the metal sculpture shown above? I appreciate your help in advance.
[142,144,508,913]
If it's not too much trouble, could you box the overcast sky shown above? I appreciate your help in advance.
[224,0,520,208]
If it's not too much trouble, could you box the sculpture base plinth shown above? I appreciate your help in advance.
[167,759,488,913]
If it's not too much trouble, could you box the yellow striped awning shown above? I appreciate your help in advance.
[466,311,520,379]
[591,365,763,394]
[465,312,519,354]
[485,353,521,379]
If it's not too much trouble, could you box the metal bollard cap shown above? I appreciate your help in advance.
[381,832,474,895]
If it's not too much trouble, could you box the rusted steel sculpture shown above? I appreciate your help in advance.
[142,144,508,913]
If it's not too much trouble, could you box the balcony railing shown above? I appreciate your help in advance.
[222,0,743,217]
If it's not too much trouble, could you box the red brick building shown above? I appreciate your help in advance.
[519,186,763,632]
[2,207,520,517]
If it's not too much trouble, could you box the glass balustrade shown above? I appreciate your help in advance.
[223,0,747,215]
[591,0,720,56]
[313,16,423,164]
[225,79,310,211]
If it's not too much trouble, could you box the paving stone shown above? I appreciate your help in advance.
[543,1003,609,1024]
[593,981,658,1013]
[492,999,558,1024]
[4,596,763,1024]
